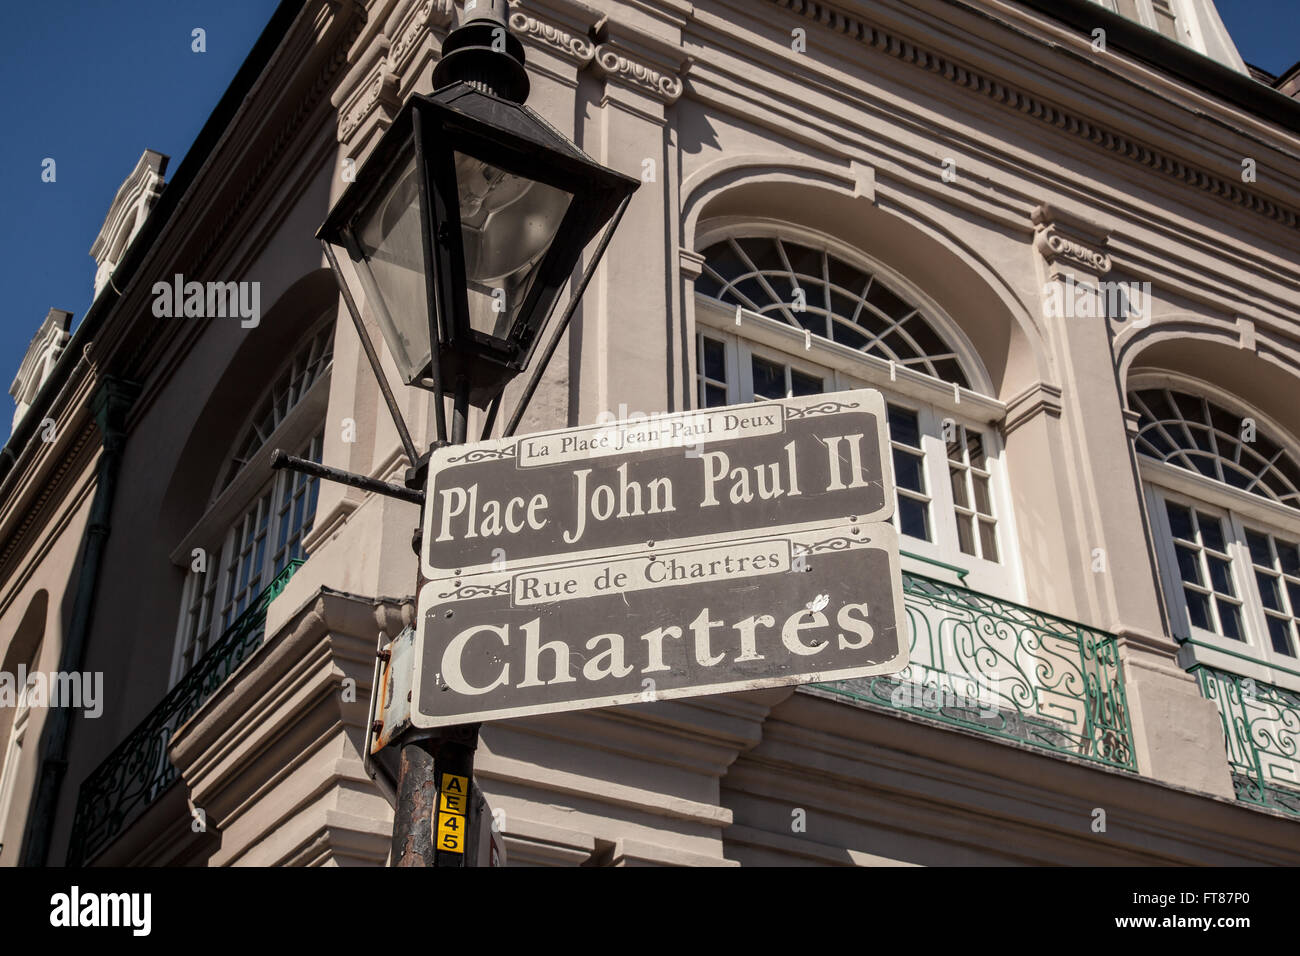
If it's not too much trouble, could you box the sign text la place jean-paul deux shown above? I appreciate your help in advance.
[413,389,909,726]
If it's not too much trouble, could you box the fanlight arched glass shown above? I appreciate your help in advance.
[1130,387,1300,511]
[220,324,334,493]
[695,236,970,388]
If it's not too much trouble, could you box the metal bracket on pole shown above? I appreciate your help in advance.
[271,450,425,505]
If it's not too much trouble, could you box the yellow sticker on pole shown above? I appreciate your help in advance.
[436,811,465,852]
[434,772,470,854]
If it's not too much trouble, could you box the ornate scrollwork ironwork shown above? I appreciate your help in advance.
[1192,665,1300,818]
[816,570,1137,771]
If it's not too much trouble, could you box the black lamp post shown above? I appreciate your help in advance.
[275,0,638,866]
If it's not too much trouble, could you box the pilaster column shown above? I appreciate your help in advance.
[1030,203,1231,796]
[574,16,691,424]
[1031,203,1161,633]
[494,0,601,434]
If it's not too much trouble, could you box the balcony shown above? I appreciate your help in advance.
[1190,665,1300,818]
[66,559,304,866]
[816,570,1138,772]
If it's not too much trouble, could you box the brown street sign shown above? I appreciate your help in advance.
[421,389,893,580]
[410,525,908,728]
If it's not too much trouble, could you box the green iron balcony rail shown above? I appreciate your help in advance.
[65,559,304,866]
[1190,664,1300,818]
[815,570,1137,771]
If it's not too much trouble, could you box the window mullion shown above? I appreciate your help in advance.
[263,474,286,593]
[1192,513,1228,635]
[169,570,198,684]
[723,336,742,405]
[213,528,237,639]
[920,407,960,562]
[1148,487,1192,639]
[736,343,755,403]
[1224,512,1264,653]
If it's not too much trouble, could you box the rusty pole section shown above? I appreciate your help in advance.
[391,738,439,866]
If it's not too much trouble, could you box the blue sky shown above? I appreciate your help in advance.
[0,0,1295,397]
[0,0,279,395]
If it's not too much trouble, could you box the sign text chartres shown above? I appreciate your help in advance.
[412,390,908,728]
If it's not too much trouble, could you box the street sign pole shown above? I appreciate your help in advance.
[390,378,483,867]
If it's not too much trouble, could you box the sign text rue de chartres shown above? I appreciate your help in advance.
[411,389,909,727]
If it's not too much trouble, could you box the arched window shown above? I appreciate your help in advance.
[696,236,970,387]
[1133,381,1300,671]
[170,321,333,683]
[1132,387,1300,510]
[692,226,1015,597]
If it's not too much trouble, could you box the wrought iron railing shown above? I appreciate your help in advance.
[1190,664,1300,818]
[66,559,304,866]
[815,571,1137,771]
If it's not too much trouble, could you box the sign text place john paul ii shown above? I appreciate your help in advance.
[410,389,908,729]
[421,391,893,578]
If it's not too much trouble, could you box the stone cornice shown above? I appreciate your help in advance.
[1115,625,1189,681]
[1032,202,1113,277]
[768,0,1300,234]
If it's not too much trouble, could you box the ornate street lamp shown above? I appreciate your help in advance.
[317,0,638,422]
[272,0,639,867]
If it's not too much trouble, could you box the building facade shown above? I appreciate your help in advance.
[2,0,1299,866]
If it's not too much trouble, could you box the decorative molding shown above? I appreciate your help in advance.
[10,309,72,425]
[850,159,875,202]
[0,419,98,586]
[339,65,401,141]
[1001,380,1063,437]
[509,10,595,66]
[1114,625,1186,673]
[90,151,168,298]
[1032,203,1112,277]
[388,0,454,76]
[768,0,1300,234]
[593,44,685,103]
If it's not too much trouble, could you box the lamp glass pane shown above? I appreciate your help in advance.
[455,152,572,346]
[351,152,433,383]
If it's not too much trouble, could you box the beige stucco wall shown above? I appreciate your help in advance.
[1,0,1297,866]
